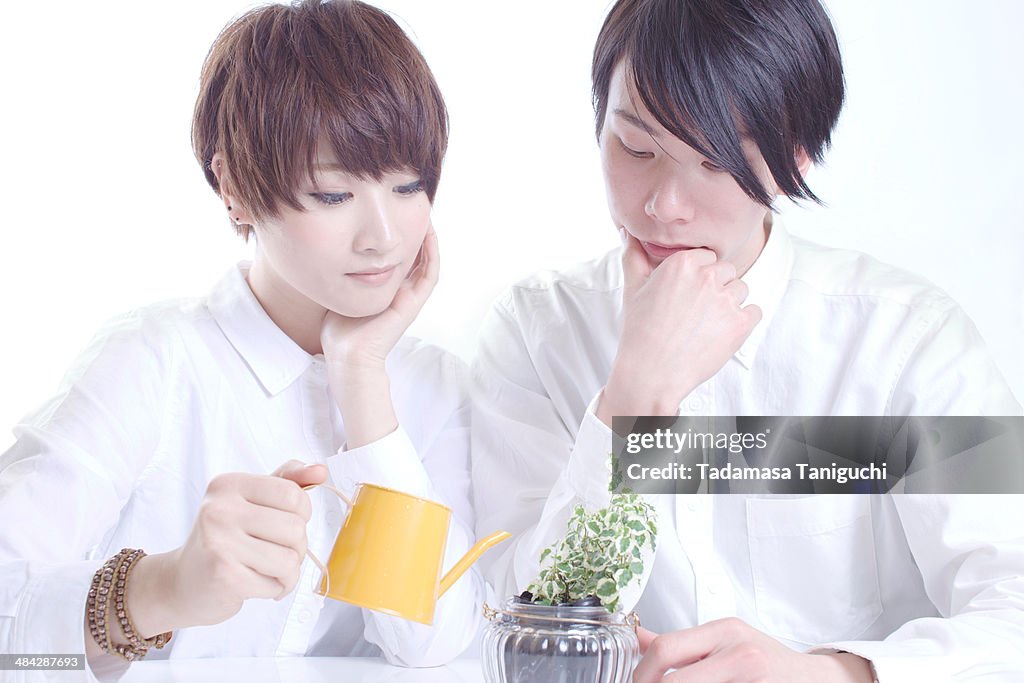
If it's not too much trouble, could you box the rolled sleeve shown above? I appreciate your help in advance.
[328,427,434,502]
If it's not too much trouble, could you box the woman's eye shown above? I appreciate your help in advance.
[395,179,425,196]
[619,138,653,159]
[310,192,353,206]
[701,160,725,172]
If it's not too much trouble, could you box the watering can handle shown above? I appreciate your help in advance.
[438,530,513,596]
[300,483,353,594]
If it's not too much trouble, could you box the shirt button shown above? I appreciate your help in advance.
[686,500,699,512]
[707,583,722,595]
[687,397,705,411]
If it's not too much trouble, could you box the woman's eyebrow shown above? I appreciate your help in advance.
[614,108,659,137]
[314,163,347,174]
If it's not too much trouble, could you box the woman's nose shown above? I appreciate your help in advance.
[352,197,399,254]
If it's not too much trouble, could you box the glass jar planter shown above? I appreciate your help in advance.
[481,599,639,683]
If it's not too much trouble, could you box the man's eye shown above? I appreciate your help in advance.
[619,138,653,159]
[310,192,353,206]
[701,160,725,172]
[395,179,425,196]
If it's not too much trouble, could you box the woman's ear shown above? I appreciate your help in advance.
[211,153,254,227]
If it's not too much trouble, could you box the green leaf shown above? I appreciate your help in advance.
[595,578,617,598]
[614,568,633,586]
[630,561,644,575]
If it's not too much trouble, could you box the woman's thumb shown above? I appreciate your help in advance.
[271,460,328,487]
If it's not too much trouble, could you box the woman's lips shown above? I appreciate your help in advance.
[345,265,397,285]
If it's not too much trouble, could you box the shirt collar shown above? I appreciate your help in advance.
[735,217,795,369]
[206,262,315,396]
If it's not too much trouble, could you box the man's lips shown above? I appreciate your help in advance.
[345,265,398,285]
[640,240,702,260]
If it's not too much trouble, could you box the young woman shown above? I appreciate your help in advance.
[0,0,480,676]
[472,0,1024,681]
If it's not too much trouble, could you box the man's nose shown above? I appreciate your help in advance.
[644,171,697,225]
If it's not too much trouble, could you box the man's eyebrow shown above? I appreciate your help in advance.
[614,108,659,138]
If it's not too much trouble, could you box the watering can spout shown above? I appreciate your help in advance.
[438,531,512,596]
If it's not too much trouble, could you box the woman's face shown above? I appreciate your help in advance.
[247,146,431,319]
[599,62,780,275]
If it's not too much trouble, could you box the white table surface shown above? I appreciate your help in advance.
[119,657,485,682]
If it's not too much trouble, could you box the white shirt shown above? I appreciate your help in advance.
[472,223,1024,682]
[0,263,483,681]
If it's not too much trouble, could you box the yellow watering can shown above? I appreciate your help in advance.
[304,482,511,625]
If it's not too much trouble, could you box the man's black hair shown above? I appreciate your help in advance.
[593,0,845,207]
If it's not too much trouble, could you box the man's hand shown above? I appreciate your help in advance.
[633,619,875,683]
[598,233,761,425]
[320,226,439,448]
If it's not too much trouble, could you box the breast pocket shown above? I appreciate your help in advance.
[745,495,882,646]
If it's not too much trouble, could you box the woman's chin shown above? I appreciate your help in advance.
[327,298,393,319]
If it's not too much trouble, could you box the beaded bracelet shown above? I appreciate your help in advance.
[87,548,172,661]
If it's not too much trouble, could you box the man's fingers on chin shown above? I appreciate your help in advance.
[742,303,763,324]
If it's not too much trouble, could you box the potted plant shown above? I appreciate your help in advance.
[482,493,657,683]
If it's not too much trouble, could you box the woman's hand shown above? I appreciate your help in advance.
[321,226,439,448]
[321,225,439,373]
[633,619,875,683]
[121,461,327,639]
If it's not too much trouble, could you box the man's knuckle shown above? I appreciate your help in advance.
[647,636,671,661]
[206,473,234,495]
[717,616,745,634]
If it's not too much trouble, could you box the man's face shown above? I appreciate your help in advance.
[600,63,777,275]
[252,145,431,319]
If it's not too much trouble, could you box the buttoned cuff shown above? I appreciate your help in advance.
[566,392,616,508]
[6,560,129,682]
[328,427,434,501]
[811,642,951,683]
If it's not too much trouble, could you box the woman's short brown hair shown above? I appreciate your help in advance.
[192,0,448,239]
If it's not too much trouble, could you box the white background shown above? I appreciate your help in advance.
[1,1,1022,451]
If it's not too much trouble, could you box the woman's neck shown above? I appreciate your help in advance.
[246,251,326,356]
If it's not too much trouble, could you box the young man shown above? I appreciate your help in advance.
[472,0,1024,681]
